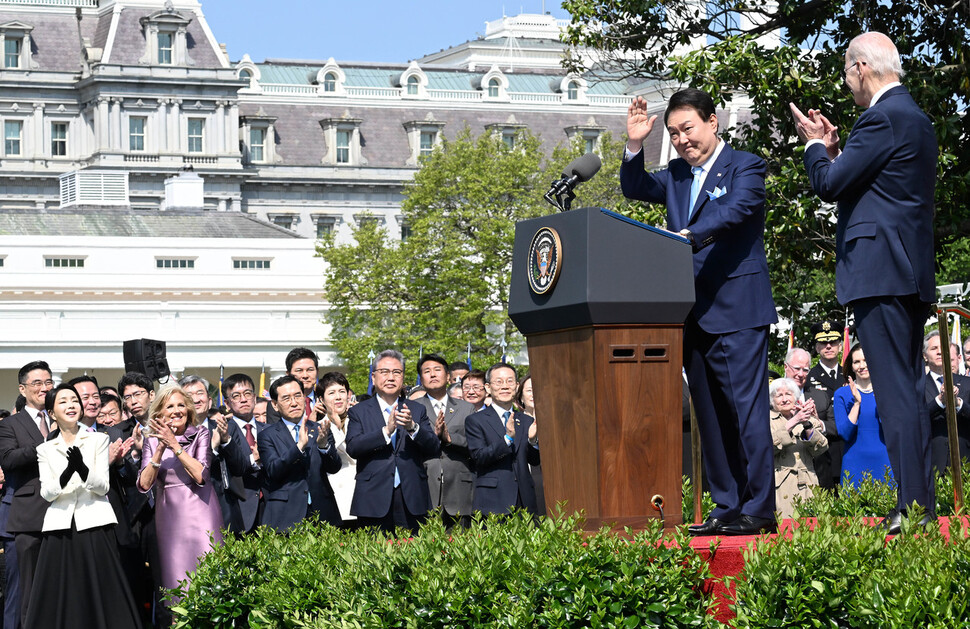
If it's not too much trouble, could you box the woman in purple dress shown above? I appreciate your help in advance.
[138,384,223,605]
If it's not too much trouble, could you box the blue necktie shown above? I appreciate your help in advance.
[688,166,704,219]
[386,407,400,488]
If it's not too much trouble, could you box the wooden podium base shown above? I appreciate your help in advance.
[527,324,684,531]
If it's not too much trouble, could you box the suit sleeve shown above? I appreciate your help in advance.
[466,414,513,468]
[319,428,342,475]
[803,111,894,202]
[689,155,767,250]
[344,407,393,459]
[0,419,38,473]
[619,149,669,204]
[259,427,307,484]
[220,421,253,477]
[83,435,111,496]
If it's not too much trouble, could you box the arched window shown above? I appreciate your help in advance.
[566,81,579,100]
[323,72,337,92]
[488,78,500,98]
[239,69,251,80]
[407,75,420,95]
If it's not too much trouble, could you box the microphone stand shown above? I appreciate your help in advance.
[544,177,576,212]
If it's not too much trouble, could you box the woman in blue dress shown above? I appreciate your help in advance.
[834,343,893,487]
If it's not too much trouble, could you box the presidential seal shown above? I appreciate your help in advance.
[528,226,562,295]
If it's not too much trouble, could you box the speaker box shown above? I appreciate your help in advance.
[123,338,171,381]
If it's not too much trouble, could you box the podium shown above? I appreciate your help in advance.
[509,208,695,530]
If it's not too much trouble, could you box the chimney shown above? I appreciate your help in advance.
[161,169,205,210]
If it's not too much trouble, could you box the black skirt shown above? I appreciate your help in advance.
[25,522,141,629]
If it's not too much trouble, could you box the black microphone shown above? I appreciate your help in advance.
[544,153,602,212]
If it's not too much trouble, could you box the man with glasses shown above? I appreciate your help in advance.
[791,32,937,534]
[258,375,341,532]
[466,363,541,518]
[221,373,265,534]
[805,322,846,490]
[0,361,54,626]
[345,349,440,535]
[461,370,488,412]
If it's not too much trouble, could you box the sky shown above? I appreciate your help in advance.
[201,1,572,64]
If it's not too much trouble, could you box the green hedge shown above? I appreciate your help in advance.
[171,512,714,628]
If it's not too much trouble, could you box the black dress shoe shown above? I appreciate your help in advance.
[718,514,777,536]
[881,509,902,535]
[687,517,727,536]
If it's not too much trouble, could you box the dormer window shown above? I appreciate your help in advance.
[4,37,20,68]
[323,72,337,92]
[567,81,579,100]
[140,9,194,67]
[319,116,363,166]
[403,118,445,166]
[157,31,173,64]
[0,21,35,70]
[406,75,420,96]
[240,114,277,165]
[488,79,500,98]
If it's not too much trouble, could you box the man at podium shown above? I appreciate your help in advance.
[620,88,778,536]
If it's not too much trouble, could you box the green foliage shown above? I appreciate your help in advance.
[171,512,715,628]
[316,127,549,391]
[562,0,970,363]
[730,516,970,628]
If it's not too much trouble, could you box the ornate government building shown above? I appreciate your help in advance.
[0,0,647,400]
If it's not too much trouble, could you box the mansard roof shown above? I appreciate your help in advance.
[105,7,224,67]
[0,208,302,239]
[0,10,99,72]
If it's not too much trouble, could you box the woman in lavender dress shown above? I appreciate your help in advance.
[138,384,223,604]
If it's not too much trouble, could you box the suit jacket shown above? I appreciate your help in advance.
[807,363,843,396]
[257,419,341,532]
[37,430,116,531]
[345,396,441,519]
[924,372,970,472]
[465,407,540,515]
[0,410,50,534]
[803,85,937,305]
[805,370,844,489]
[418,395,476,516]
[620,143,777,334]
[115,418,154,528]
[210,417,262,533]
[94,423,137,546]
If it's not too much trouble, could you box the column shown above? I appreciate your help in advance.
[215,101,225,156]
[32,103,44,159]
[227,103,239,155]
[156,98,168,153]
[169,99,181,153]
[96,97,109,152]
[111,98,122,151]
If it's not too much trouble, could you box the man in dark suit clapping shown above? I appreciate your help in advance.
[922,331,970,474]
[791,31,938,534]
[345,350,440,535]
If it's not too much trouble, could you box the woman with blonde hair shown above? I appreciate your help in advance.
[768,377,828,518]
[137,384,222,604]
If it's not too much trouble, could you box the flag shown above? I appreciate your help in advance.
[218,363,225,407]
[787,325,794,352]
[843,308,851,359]
[415,346,423,387]
[258,361,267,398]
[367,350,375,396]
[466,341,472,369]
[952,313,964,375]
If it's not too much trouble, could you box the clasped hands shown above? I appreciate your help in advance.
[384,405,414,436]
[297,415,331,452]
[59,445,90,488]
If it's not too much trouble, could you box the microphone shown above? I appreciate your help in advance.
[544,153,602,212]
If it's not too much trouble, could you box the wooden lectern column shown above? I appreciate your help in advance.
[527,324,684,530]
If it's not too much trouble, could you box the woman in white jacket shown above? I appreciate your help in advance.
[25,383,140,629]
[312,372,358,527]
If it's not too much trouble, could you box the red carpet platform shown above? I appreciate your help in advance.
[686,516,969,625]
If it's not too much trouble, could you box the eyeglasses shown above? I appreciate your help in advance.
[785,363,810,375]
[489,379,517,386]
[818,340,840,347]
[462,384,485,392]
[122,390,149,402]
[841,60,863,81]
[24,379,55,389]
[230,390,255,402]
[97,408,121,419]
[278,392,305,405]
[374,369,404,377]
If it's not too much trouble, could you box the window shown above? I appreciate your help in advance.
[187,118,204,153]
[272,214,295,230]
[157,31,173,64]
[585,135,597,154]
[239,69,251,80]
[4,37,21,68]
[0,257,5,268]
[233,259,271,270]
[406,75,420,95]
[4,120,22,156]
[129,117,146,151]
[45,257,84,268]
[249,127,265,162]
[502,131,516,150]
[323,72,337,92]
[51,122,67,157]
[567,81,579,100]
[315,217,336,238]
[336,130,350,164]
[401,222,412,240]
[156,258,194,269]
[488,79,500,98]
[419,130,436,157]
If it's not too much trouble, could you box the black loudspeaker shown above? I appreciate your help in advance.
[123,338,171,381]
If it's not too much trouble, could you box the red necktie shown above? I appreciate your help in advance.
[38,412,49,438]
[244,424,256,453]
[305,396,312,419]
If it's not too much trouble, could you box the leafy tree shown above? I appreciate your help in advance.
[317,128,551,392]
[562,0,970,356]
